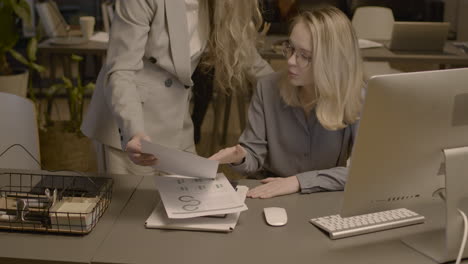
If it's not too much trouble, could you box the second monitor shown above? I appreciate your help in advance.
[388,22,450,52]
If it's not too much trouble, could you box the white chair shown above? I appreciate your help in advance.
[352,6,394,41]
[0,92,41,170]
[101,0,115,32]
[352,6,402,80]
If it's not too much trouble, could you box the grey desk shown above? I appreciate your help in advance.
[91,176,455,264]
[38,39,107,82]
[360,42,468,65]
[38,39,108,56]
[0,169,142,264]
[261,35,468,65]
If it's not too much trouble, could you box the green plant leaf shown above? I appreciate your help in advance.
[30,62,45,73]
[84,82,95,92]
[61,76,73,88]
[10,0,31,25]
[71,54,83,62]
[45,83,64,98]
[26,37,37,61]
[8,49,28,65]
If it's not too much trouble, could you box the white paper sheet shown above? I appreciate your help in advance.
[359,39,384,49]
[154,173,247,219]
[145,186,248,232]
[141,140,219,179]
[90,32,109,43]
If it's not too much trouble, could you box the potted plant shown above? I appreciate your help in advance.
[0,0,45,97]
[39,54,97,172]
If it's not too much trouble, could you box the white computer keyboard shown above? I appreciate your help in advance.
[310,208,425,239]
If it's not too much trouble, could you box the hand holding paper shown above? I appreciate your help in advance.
[126,133,157,166]
[141,140,219,179]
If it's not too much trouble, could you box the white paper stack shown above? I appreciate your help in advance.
[141,140,248,231]
[145,186,248,232]
[153,173,247,219]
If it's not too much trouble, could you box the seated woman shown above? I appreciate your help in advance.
[209,6,365,199]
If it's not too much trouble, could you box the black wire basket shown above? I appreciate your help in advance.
[0,171,113,235]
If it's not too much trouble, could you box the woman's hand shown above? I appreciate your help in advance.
[247,176,300,199]
[209,144,247,164]
[125,132,157,166]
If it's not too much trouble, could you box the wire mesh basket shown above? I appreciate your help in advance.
[0,171,113,235]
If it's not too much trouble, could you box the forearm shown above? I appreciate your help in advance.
[107,71,145,149]
[296,167,349,193]
[102,0,155,148]
[229,146,263,174]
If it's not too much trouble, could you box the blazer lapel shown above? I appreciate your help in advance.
[165,0,193,86]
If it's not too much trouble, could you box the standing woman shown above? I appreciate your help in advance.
[210,6,365,198]
[81,0,273,175]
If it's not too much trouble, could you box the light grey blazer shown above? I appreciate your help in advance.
[81,0,273,151]
[231,73,360,193]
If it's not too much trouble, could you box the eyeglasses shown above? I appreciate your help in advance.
[282,41,312,68]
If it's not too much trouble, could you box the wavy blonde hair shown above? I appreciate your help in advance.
[280,6,364,130]
[201,0,264,95]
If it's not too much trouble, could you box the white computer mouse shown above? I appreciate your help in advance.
[264,207,287,226]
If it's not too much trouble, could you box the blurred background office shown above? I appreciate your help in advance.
[1,0,467,177]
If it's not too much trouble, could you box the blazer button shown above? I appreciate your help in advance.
[149,57,157,64]
[165,78,173,87]
[184,85,190,89]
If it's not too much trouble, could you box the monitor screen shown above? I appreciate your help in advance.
[341,68,468,218]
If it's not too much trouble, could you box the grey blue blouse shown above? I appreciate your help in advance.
[231,72,360,193]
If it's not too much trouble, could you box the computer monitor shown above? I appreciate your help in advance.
[341,68,468,263]
[388,22,450,53]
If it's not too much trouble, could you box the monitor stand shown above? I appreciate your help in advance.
[402,146,468,263]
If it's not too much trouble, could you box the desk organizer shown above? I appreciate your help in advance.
[0,171,113,235]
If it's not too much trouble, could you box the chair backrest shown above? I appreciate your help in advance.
[101,0,115,32]
[352,6,395,40]
[0,92,40,170]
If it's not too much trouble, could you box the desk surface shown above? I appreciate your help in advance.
[37,35,468,65]
[0,170,143,264]
[91,176,452,264]
[261,35,468,65]
[38,39,108,55]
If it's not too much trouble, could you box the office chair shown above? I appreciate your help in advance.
[352,6,402,80]
[352,6,394,40]
[101,0,115,33]
[0,92,41,170]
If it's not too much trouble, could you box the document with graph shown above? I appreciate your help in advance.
[145,186,249,232]
[153,173,247,219]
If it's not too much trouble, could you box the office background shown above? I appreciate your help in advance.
[1,1,468,264]
[2,0,468,174]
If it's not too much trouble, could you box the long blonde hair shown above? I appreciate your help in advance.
[201,0,264,95]
[280,6,364,130]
